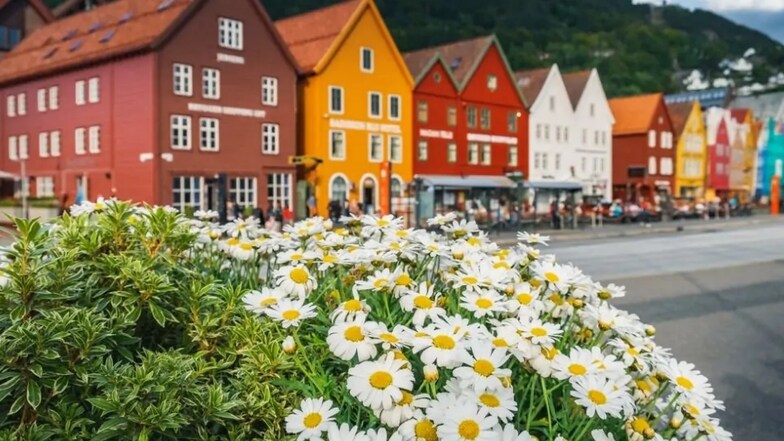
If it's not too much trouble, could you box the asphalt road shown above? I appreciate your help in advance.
[546,225,784,441]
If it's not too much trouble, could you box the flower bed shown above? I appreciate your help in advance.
[0,200,731,440]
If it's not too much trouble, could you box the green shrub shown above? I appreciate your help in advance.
[0,202,300,440]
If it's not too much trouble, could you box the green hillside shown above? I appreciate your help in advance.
[265,0,784,97]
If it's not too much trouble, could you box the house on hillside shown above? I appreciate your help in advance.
[0,0,299,213]
[276,0,413,218]
[665,88,731,110]
[666,101,706,199]
[609,93,675,205]
[0,0,54,57]
[563,69,614,202]
[403,35,527,222]
[704,107,731,201]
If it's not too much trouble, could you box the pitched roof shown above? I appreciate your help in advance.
[0,0,55,23]
[275,0,362,72]
[730,108,750,124]
[562,70,591,108]
[0,0,194,85]
[404,35,494,86]
[514,67,550,105]
[609,93,663,135]
[403,49,435,81]
[666,101,694,135]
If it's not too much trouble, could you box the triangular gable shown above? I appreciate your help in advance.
[404,52,460,91]
[610,93,665,135]
[460,35,527,108]
[515,67,550,106]
[578,69,615,124]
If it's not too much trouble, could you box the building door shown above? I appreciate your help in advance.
[204,178,219,211]
[362,177,376,214]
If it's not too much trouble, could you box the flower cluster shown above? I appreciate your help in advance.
[156,206,730,441]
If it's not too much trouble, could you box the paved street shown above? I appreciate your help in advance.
[546,224,784,440]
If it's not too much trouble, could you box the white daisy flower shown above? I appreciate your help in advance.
[399,282,446,327]
[378,390,429,428]
[453,342,512,393]
[325,423,369,441]
[518,318,563,347]
[460,289,507,318]
[411,323,469,368]
[275,265,318,298]
[326,318,379,361]
[427,212,457,226]
[397,410,438,441]
[517,232,550,246]
[436,399,498,441]
[284,397,338,441]
[552,347,599,381]
[264,298,317,328]
[330,298,370,323]
[659,359,715,402]
[367,322,410,350]
[571,375,632,419]
[355,268,394,292]
[242,287,286,313]
[499,425,537,441]
[591,429,616,441]
[347,353,414,410]
[470,386,517,423]
[365,428,405,441]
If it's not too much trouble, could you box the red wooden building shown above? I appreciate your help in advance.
[609,93,676,204]
[0,0,299,214]
[404,35,528,217]
[705,107,731,199]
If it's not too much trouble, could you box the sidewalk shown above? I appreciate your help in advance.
[490,215,784,246]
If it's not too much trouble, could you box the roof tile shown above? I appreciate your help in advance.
[514,67,550,105]
[404,35,493,86]
[274,0,362,72]
[609,93,663,135]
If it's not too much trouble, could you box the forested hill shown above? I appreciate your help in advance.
[264,0,784,97]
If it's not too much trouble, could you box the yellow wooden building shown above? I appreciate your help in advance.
[667,101,707,198]
[729,109,757,202]
[276,0,413,217]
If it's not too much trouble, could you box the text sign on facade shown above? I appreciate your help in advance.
[329,119,401,134]
[418,128,454,139]
[187,102,266,119]
[216,53,245,65]
[466,133,517,145]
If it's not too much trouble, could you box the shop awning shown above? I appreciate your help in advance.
[418,175,516,189]
[0,171,18,180]
[524,180,583,191]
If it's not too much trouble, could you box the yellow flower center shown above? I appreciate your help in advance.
[432,335,455,350]
[343,325,365,342]
[289,268,309,284]
[475,298,493,309]
[627,347,640,356]
[414,420,438,441]
[544,271,560,283]
[226,238,240,246]
[239,242,253,251]
[549,293,564,305]
[542,347,558,360]
[467,237,481,246]
[303,412,322,429]
[396,274,412,286]
[568,363,587,376]
[259,297,278,306]
[290,253,303,261]
[479,393,500,408]
[281,310,301,321]
[373,278,389,289]
[676,376,694,390]
[684,404,700,416]
[323,254,337,263]
[530,327,547,337]
[492,338,508,347]
[380,332,399,344]
[516,293,533,305]
[631,417,651,433]
[493,261,510,270]
[377,219,390,227]
[588,389,607,405]
[343,299,363,312]
[473,359,495,377]
[462,276,478,285]
[458,420,480,440]
[369,371,393,389]
[413,295,434,309]
[398,390,414,406]
[635,379,652,392]
[395,230,408,238]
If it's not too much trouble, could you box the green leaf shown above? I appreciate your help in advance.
[97,417,127,434]
[148,302,166,327]
[29,364,43,378]
[26,381,41,409]
[88,397,116,413]
[0,375,20,402]
[9,395,25,415]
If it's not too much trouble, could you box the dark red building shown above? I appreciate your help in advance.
[404,35,528,217]
[609,93,676,204]
[0,0,299,214]
[706,108,730,197]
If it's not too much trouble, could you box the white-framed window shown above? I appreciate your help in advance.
[37,88,47,112]
[467,106,477,128]
[648,156,657,175]
[173,64,193,96]
[556,126,562,142]
[50,131,61,157]
[218,17,243,50]
[594,130,599,145]
[230,177,258,208]
[468,143,479,165]
[330,175,348,201]
[582,128,587,144]
[6,95,15,117]
[368,133,383,162]
[360,47,373,72]
[648,129,656,148]
[329,130,345,160]
[48,86,58,110]
[88,126,101,153]
[508,145,518,167]
[590,103,595,117]
[75,80,86,105]
[487,74,497,91]
[391,177,403,198]
[88,77,100,103]
[267,173,292,210]
[447,143,457,163]
[601,130,606,146]
[564,127,569,142]
[447,106,457,127]
[171,115,192,150]
[417,139,428,161]
[508,111,517,133]
[555,153,561,170]
[7,136,17,160]
[661,157,673,175]
[481,144,491,165]
[544,125,549,140]
[549,96,555,111]
[200,118,219,151]
[172,176,202,211]
[18,134,28,159]
[480,108,490,130]
[536,124,541,139]
[261,76,278,106]
[389,135,402,163]
[36,177,54,198]
[660,131,667,149]
[388,95,400,120]
[202,68,220,99]
[534,152,541,170]
[261,123,279,154]
[16,93,25,115]
[417,100,428,123]
[75,128,86,155]
[329,86,343,114]
[542,152,548,170]
[38,132,49,157]
[368,92,382,118]
[600,157,606,172]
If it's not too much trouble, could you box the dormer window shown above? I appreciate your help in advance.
[549,96,555,111]
[218,18,243,50]
[360,47,374,73]
[487,74,497,91]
